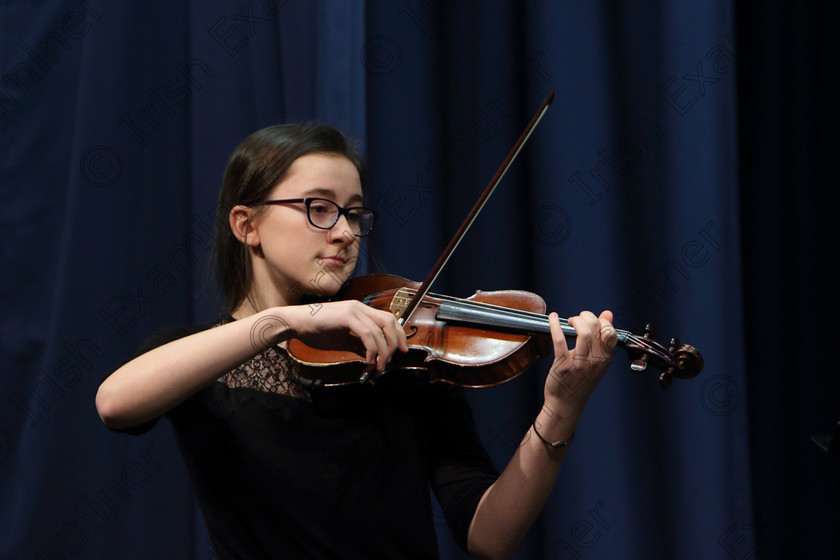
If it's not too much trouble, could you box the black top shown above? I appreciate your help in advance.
[125,322,500,559]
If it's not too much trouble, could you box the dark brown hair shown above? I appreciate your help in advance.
[213,123,365,312]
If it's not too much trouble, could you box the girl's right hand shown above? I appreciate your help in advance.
[281,300,409,374]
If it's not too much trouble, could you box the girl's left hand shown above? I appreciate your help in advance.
[543,310,616,418]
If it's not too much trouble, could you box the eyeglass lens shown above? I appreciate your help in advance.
[307,199,375,235]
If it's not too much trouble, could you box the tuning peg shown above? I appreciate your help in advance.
[659,368,674,389]
[630,323,656,372]
[630,355,648,372]
[669,337,680,353]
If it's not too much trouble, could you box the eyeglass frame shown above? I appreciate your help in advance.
[256,197,378,237]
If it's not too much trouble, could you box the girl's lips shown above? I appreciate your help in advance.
[319,256,346,267]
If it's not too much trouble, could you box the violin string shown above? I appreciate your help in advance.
[359,288,670,361]
[420,291,567,323]
[425,292,641,341]
[371,288,638,342]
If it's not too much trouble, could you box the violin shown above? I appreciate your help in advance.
[287,92,704,390]
[287,273,703,389]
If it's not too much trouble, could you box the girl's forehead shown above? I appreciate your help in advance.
[268,153,362,200]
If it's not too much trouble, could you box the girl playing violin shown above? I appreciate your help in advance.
[96,123,616,559]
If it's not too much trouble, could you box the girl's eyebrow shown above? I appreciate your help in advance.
[302,187,364,203]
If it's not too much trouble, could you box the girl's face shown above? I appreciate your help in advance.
[249,153,364,304]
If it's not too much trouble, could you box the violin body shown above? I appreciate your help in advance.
[287,274,552,387]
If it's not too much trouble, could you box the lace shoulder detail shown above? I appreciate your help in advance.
[219,344,311,402]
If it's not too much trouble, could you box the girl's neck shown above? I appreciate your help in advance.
[232,283,298,320]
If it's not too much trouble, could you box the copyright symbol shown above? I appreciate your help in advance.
[81,146,122,187]
[700,375,741,416]
[361,35,402,77]
[249,315,291,351]
[535,205,572,247]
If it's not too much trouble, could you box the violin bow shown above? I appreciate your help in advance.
[397,91,556,327]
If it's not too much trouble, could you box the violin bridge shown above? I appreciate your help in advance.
[389,287,413,319]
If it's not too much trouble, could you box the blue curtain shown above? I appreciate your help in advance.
[1,1,835,559]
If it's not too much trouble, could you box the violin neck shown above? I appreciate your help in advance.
[435,299,630,345]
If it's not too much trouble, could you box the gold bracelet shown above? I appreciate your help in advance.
[532,421,574,449]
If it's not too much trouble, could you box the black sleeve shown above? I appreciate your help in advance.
[425,384,500,553]
[102,323,209,435]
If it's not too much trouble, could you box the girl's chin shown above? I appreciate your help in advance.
[298,270,354,300]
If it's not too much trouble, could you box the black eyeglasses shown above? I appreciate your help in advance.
[259,197,377,237]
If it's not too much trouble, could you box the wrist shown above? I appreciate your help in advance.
[533,402,579,445]
[533,420,575,449]
[541,390,584,417]
[251,308,295,348]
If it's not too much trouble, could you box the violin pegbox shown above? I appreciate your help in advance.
[624,323,704,389]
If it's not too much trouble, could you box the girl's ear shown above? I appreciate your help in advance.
[229,205,260,247]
